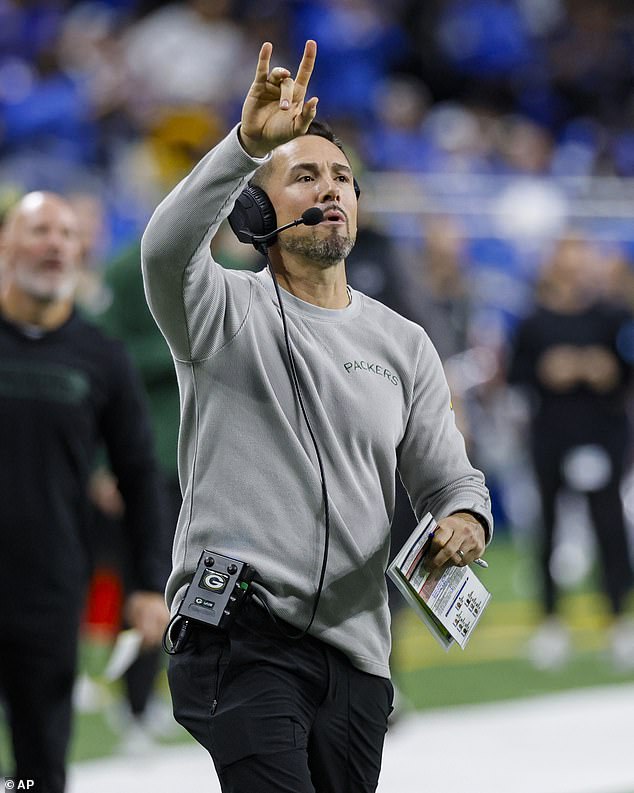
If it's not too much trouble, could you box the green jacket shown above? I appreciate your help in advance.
[98,243,179,478]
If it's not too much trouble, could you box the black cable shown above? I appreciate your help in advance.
[162,614,189,655]
[258,252,331,640]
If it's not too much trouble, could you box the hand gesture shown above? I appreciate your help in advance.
[240,40,319,158]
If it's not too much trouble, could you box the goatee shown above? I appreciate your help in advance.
[279,229,355,267]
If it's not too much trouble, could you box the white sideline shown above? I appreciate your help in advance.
[68,683,634,793]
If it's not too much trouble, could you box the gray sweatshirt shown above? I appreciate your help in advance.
[141,126,492,678]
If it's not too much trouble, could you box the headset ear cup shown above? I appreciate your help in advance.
[227,184,277,248]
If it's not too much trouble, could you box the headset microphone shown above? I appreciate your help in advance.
[251,207,324,244]
[296,206,325,226]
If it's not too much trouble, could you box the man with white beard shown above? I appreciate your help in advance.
[0,192,169,793]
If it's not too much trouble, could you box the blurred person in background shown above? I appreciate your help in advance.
[362,74,438,173]
[401,215,472,361]
[493,115,554,175]
[122,0,246,111]
[0,191,169,792]
[399,215,476,460]
[508,232,634,671]
[398,214,518,532]
[547,0,632,128]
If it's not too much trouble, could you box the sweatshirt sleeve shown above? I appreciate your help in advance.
[141,125,270,362]
[397,334,493,541]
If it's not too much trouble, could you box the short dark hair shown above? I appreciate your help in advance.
[250,120,349,191]
[305,119,347,156]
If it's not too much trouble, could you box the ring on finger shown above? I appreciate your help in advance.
[457,549,465,561]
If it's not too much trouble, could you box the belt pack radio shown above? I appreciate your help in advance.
[178,549,256,631]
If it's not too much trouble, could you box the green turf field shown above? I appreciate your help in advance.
[1,534,633,767]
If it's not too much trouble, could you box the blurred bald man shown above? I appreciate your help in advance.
[0,193,169,792]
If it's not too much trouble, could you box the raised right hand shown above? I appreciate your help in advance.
[239,40,319,159]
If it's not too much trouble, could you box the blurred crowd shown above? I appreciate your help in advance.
[2,0,634,339]
[2,0,634,721]
[2,0,634,250]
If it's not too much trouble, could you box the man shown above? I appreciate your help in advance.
[142,40,491,793]
[509,233,634,670]
[0,191,169,792]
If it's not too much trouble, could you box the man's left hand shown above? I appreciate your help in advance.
[124,591,169,649]
[424,512,486,571]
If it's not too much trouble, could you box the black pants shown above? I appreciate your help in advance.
[532,433,633,615]
[0,616,79,793]
[168,602,393,793]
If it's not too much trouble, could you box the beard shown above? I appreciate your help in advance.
[279,227,355,267]
[15,268,79,303]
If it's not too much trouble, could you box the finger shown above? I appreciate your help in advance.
[254,41,273,85]
[298,96,318,128]
[428,524,453,555]
[279,76,294,110]
[455,547,471,567]
[425,526,457,570]
[294,96,318,135]
[429,544,460,570]
[294,39,317,93]
[268,66,291,86]
[302,96,319,119]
